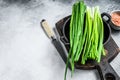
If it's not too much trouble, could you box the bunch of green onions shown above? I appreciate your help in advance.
[64,1,105,80]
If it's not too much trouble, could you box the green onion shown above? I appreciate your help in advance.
[64,1,105,80]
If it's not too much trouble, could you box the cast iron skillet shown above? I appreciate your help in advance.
[60,16,120,80]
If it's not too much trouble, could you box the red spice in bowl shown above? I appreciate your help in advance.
[111,12,120,26]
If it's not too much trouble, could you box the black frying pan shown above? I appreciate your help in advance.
[59,15,120,80]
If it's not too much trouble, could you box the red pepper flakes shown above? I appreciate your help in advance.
[111,12,120,26]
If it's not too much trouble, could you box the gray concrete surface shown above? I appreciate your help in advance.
[0,0,120,80]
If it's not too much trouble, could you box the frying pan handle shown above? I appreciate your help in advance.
[101,12,111,23]
[60,36,69,45]
[96,61,120,80]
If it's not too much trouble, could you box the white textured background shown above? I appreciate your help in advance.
[0,0,120,80]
